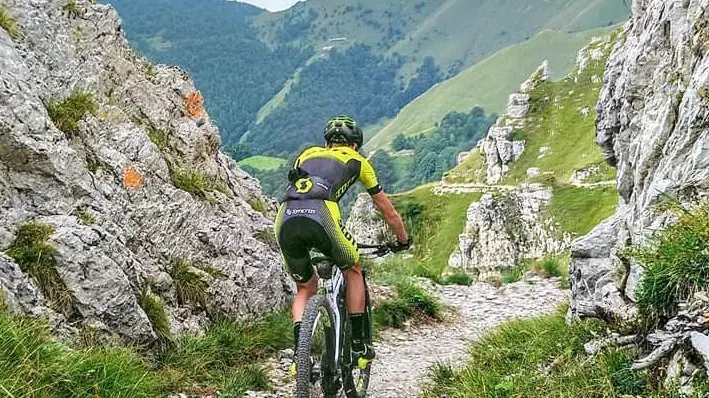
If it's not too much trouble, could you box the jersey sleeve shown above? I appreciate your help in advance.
[359,158,383,195]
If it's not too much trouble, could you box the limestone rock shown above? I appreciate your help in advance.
[0,0,289,343]
[346,193,390,245]
[449,184,570,278]
[571,0,709,323]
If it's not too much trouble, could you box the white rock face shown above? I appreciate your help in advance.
[449,184,571,278]
[570,0,709,320]
[345,194,390,245]
[0,0,290,343]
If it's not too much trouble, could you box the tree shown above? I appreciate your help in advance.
[392,134,413,151]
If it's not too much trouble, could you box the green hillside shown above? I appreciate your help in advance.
[237,156,287,171]
[255,0,627,79]
[365,27,614,151]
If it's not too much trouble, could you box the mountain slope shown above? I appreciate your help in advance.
[365,27,614,150]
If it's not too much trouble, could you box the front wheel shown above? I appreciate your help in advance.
[295,295,338,398]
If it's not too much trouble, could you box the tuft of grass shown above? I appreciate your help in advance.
[138,285,171,343]
[534,255,567,278]
[248,196,269,216]
[0,289,7,313]
[373,280,442,329]
[256,229,278,250]
[441,272,474,286]
[500,262,528,284]
[0,2,21,40]
[170,168,230,201]
[171,260,209,308]
[0,313,161,397]
[422,309,655,398]
[62,0,76,12]
[147,64,157,78]
[4,222,74,315]
[147,125,168,152]
[76,210,95,225]
[46,92,97,136]
[157,310,291,395]
[628,203,709,328]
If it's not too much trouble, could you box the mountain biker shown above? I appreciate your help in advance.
[274,115,411,372]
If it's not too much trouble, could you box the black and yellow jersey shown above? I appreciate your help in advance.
[282,146,382,202]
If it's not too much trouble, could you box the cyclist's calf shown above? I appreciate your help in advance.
[344,264,365,314]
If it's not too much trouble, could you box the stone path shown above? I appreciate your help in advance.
[431,180,615,196]
[247,275,567,398]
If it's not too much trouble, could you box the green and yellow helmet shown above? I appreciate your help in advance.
[323,115,363,148]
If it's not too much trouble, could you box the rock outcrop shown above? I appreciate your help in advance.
[483,62,548,184]
[0,0,290,343]
[449,184,571,278]
[570,0,709,321]
[345,193,391,245]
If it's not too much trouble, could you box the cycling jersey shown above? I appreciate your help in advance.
[282,146,382,202]
[275,145,382,281]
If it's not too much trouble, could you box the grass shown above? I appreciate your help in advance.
[0,308,292,397]
[171,260,209,308]
[546,185,618,237]
[501,36,616,185]
[238,155,287,171]
[138,285,171,343]
[627,203,709,328]
[0,2,21,40]
[392,186,481,280]
[366,27,615,150]
[46,92,97,136]
[248,196,269,216]
[256,229,279,250]
[4,223,75,315]
[372,280,442,329]
[170,168,230,201]
[443,148,487,184]
[156,311,291,395]
[422,307,655,398]
[147,125,168,152]
[500,262,528,284]
[76,210,95,225]
[62,0,76,12]
[441,272,474,286]
[0,314,161,397]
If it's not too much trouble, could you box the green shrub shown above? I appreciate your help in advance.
[535,256,566,278]
[4,223,74,315]
[62,0,76,12]
[138,285,171,343]
[422,309,655,398]
[0,2,21,39]
[373,280,442,328]
[628,203,709,327]
[171,260,208,308]
[170,168,230,200]
[46,92,97,136]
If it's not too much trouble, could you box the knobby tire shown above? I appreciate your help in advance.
[296,295,337,398]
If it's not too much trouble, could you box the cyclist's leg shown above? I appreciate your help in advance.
[321,202,373,361]
[275,203,319,343]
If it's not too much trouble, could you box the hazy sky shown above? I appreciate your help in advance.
[237,0,305,12]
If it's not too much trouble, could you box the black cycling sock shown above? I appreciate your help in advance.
[293,321,301,348]
[349,313,365,350]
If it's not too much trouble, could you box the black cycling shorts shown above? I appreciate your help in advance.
[274,199,359,283]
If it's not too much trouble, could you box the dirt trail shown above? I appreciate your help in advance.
[247,276,567,398]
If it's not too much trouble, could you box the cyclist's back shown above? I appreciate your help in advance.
[274,115,410,372]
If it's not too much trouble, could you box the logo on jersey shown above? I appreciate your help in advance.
[294,177,313,194]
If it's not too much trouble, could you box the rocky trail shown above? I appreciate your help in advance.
[247,275,567,398]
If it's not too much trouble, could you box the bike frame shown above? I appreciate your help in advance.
[321,264,345,368]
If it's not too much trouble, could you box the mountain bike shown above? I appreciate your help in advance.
[294,243,392,398]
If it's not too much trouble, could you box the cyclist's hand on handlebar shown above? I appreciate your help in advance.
[389,236,412,253]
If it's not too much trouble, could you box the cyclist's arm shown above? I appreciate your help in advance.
[371,192,408,243]
[358,157,408,243]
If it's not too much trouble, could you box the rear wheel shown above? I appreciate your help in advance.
[295,295,338,398]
